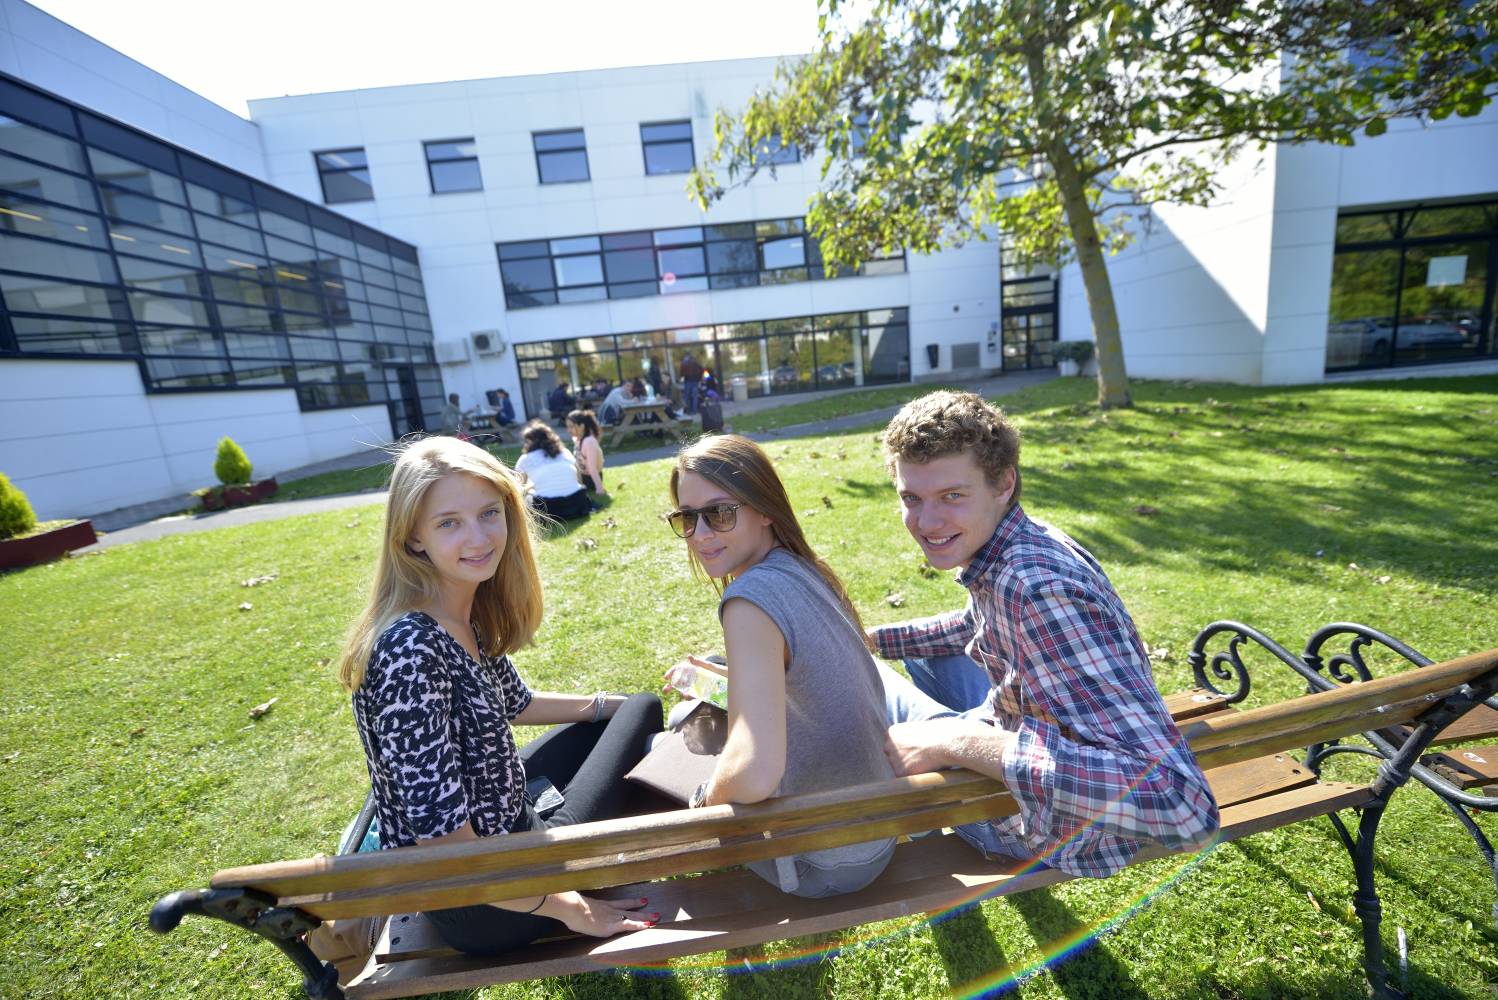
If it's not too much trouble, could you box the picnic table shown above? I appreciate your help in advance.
[607,400,690,448]
[462,411,512,443]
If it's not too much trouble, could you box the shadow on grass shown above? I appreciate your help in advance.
[1003,889,1151,1000]
[925,903,1011,995]
[721,939,836,1000]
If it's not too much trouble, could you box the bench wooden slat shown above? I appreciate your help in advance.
[344,779,1373,999]
[1429,703,1498,748]
[370,747,1321,967]
[1161,688,1231,721]
[1421,746,1498,792]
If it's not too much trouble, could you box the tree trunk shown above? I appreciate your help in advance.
[1050,144,1132,409]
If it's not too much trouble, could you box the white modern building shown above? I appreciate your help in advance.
[1,0,1494,521]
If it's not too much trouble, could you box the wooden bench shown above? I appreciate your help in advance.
[606,401,691,448]
[151,642,1498,1000]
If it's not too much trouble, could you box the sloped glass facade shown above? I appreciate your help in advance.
[0,74,445,436]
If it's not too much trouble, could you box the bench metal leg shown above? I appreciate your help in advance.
[1350,804,1400,999]
[150,888,343,999]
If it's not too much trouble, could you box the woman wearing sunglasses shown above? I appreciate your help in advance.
[664,435,896,897]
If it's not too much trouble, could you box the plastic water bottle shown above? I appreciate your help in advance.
[668,663,728,710]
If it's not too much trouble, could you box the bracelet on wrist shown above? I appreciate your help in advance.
[523,894,548,915]
[590,691,608,724]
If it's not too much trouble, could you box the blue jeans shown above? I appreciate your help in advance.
[683,379,700,414]
[903,653,992,713]
[877,661,1043,867]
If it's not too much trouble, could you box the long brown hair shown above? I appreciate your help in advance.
[669,434,871,649]
[337,437,544,691]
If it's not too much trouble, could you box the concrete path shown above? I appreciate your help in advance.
[78,370,1056,553]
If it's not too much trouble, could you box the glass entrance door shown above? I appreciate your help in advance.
[1002,311,1057,370]
[392,365,424,436]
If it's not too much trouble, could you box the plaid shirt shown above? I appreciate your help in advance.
[872,505,1219,877]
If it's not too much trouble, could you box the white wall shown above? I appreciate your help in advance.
[0,358,391,520]
[0,0,268,178]
[249,57,1001,412]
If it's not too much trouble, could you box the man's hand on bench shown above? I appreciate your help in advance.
[885,718,1013,776]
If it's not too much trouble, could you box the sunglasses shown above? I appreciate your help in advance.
[664,502,743,539]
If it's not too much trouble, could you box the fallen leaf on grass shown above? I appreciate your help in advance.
[248,697,278,719]
[1149,647,1172,662]
[808,451,821,459]
[1,751,19,763]
[1374,575,1391,585]
[1319,504,1344,513]
[128,726,145,738]
[240,574,278,588]
[602,517,616,529]
[917,562,940,579]
[803,509,819,517]
[1347,562,1360,571]
[1134,505,1160,517]
[886,593,906,608]
[238,602,253,612]
[821,496,833,509]
[1306,891,1321,913]
[575,538,598,551]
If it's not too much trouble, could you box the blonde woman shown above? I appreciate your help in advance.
[336,437,663,955]
[664,435,896,897]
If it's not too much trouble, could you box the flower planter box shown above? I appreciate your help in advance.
[197,478,278,513]
[0,519,97,570]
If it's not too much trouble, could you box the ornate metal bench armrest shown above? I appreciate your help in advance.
[1188,620,1326,704]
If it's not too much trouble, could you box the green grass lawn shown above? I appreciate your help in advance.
[3,375,1496,1000]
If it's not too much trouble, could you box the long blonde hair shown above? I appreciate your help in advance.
[338,437,544,691]
[669,434,871,650]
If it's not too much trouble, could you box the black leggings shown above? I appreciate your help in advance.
[531,489,592,521]
[424,693,664,955]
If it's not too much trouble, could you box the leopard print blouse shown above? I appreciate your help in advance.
[352,611,533,849]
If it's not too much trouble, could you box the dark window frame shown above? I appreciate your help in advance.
[423,137,482,194]
[532,129,590,185]
[314,147,373,204]
[639,120,695,176]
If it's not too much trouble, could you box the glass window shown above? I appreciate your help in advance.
[707,239,756,276]
[88,148,185,204]
[211,274,273,307]
[117,255,204,297]
[641,120,694,175]
[0,272,125,320]
[224,331,289,357]
[201,244,266,278]
[99,188,194,234]
[655,226,702,247]
[657,246,705,278]
[1394,241,1486,365]
[194,213,265,255]
[812,328,857,387]
[144,356,231,388]
[1336,212,1400,245]
[554,254,604,288]
[215,302,278,331]
[0,151,98,210]
[128,290,212,328]
[355,241,392,271]
[310,225,355,258]
[231,360,295,385]
[760,235,806,271]
[0,116,86,172]
[603,248,655,283]
[500,257,557,308]
[138,326,222,355]
[187,183,256,225]
[753,132,800,166]
[315,148,373,203]
[0,232,116,283]
[425,138,482,193]
[0,193,106,249]
[602,230,652,250]
[106,224,200,266]
[10,314,133,354]
[498,240,549,260]
[551,235,600,255]
[1405,204,1494,240]
[533,129,589,184]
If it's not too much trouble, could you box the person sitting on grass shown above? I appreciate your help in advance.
[566,408,606,496]
[663,434,896,897]
[514,420,592,522]
[335,436,664,956]
[872,390,1219,877]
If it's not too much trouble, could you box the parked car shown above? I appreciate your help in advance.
[771,364,799,385]
[1326,317,1468,364]
[815,362,856,383]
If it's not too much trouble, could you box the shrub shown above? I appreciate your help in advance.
[214,437,254,486]
[0,471,37,541]
[1054,340,1095,364]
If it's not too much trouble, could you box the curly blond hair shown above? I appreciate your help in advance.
[883,390,1021,504]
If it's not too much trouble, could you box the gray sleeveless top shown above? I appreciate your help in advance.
[720,548,896,887]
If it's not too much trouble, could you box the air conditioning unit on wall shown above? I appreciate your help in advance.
[471,330,507,356]
[434,339,470,365]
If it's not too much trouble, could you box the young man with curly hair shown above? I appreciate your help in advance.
[871,390,1218,877]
